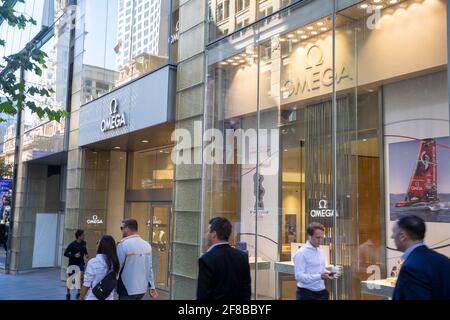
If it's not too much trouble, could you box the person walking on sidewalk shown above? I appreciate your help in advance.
[293,222,334,300]
[79,235,120,300]
[117,218,158,300]
[64,229,89,300]
[391,215,450,300]
[197,217,251,301]
[0,222,7,251]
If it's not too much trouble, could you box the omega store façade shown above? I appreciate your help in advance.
[75,65,176,294]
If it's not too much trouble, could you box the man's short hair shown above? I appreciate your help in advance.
[397,215,426,241]
[307,222,325,237]
[209,217,232,241]
[75,229,84,239]
[122,218,138,231]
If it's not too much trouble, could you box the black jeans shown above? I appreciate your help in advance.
[119,293,145,300]
[296,288,329,300]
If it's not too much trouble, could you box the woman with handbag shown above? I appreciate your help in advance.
[79,235,120,300]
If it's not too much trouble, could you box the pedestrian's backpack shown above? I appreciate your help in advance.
[92,270,117,300]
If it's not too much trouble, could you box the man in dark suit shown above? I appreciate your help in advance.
[392,215,450,300]
[197,217,251,301]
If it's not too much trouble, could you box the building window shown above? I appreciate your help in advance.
[236,0,250,12]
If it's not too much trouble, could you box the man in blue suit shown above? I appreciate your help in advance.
[392,215,450,300]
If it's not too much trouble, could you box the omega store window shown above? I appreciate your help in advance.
[204,0,450,299]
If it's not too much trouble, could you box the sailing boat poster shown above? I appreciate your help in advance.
[389,136,450,223]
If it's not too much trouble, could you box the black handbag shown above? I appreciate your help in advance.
[92,270,117,300]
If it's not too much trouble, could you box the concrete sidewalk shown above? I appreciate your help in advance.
[0,268,67,300]
[0,267,170,300]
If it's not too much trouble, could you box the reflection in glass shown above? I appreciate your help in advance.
[78,0,171,103]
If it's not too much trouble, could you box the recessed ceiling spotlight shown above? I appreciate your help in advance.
[373,0,382,3]
[239,59,245,63]
[141,140,149,143]
[360,3,369,9]
[301,35,308,39]
[241,53,247,57]
[311,31,318,35]
[232,62,239,66]
[389,0,398,3]
[227,59,234,63]
[292,39,299,43]
[376,4,383,9]
[114,146,121,150]
[296,30,305,34]
[307,26,314,30]
[320,27,328,31]
[317,22,324,26]
[220,62,228,65]
[287,34,295,38]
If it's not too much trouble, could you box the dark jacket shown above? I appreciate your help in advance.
[0,223,7,243]
[197,243,251,301]
[393,245,450,300]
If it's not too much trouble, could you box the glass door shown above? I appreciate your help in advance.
[149,204,171,291]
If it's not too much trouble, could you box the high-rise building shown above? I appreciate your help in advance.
[116,0,163,68]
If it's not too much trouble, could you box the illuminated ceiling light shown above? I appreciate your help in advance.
[279,38,287,42]
[227,59,234,63]
[239,59,245,63]
[114,146,121,150]
[389,0,398,3]
[376,4,383,9]
[373,0,382,3]
[311,31,318,35]
[307,26,314,30]
[301,35,308,39]
[320,27,328,31]
[141,140,150,143]
[232,62,239,66]
[241,53,247,57]
[220,62,228,65]
[360,3,369,9]
[292,39,299,43]
[363,139,368,142]
[234,56,241,60]
[253,54,258,58]
[296,30,304,34]
[317,22,324,26]
[287,34,295,38]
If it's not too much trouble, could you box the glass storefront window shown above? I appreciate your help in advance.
[128,147,174,190]
[21,13,71,162]
[77,0,172,104]
[204,0,449,300]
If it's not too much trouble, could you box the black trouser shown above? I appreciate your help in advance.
[296,288,329,300]
[119,293,145,300]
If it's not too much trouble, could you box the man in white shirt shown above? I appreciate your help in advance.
[117,219,158,300]
[293,222,333,300]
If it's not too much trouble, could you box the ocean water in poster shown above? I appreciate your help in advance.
[389,136,450,223]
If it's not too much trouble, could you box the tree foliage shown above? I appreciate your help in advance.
[0,0,67,123]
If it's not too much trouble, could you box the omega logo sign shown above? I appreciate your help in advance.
[310,199,335,218]
[283,44,352,99]
[101,98,127,133]
[86,215,104,225]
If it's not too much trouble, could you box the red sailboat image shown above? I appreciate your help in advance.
[395,138,441,211]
